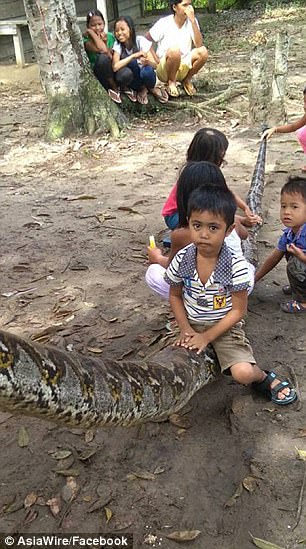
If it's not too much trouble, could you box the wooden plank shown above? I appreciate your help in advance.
[13,24,25,66]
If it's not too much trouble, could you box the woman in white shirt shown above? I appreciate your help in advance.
[112,16,168,104]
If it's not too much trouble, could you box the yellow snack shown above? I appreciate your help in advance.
[149,235,156,249]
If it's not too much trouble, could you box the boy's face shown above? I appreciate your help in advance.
[173,0,192,18]
[188,210,234,257]
[280,191,306,232]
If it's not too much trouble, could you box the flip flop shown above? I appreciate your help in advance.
[280,300,306,313]
[137,90,148,105]
[183,81,196,96]
[151,87,169,104]
[123,89,137,102]
[166,83,179,98]
[108,89,121,104]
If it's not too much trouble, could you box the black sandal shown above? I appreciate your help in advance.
[252,370,297,406]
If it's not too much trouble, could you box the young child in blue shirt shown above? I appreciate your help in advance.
[165,185,297,405]
[255,176,306,313]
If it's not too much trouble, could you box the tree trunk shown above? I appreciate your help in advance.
[270,31,289,124]
[249,32,269,125]
[207,0,217,13]
[23,0,126,140]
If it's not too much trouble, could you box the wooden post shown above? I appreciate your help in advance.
[249,31,269,125]
[270,31,289,124]
[96,0,108,31]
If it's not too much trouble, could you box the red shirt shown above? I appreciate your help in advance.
[162,182,178,217]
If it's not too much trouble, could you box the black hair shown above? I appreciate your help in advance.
[86,9,105,27]
[187,128,229,166]
[281,176,306,202]
[303,86,306,95]
[114,16,137,53]
[170,0,183,14]
[177,161,228,228]
[187,186,236,229]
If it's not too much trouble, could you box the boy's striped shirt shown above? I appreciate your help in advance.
[165,243,250,322]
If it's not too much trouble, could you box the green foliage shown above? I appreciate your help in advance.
[143,0,305,12]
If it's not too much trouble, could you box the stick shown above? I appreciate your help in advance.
[292,462,306,531]
[288,364,302,411]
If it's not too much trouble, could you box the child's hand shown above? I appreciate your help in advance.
[261,127,277,140]
[147,246,163,264]
[182,332,209,355]
[244,206,262,226]
[101,31,107,42]
[134,50,145,60]
[287,243,305,261]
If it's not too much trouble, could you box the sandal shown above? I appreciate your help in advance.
[182,81,196,96]
[253,370,297,406]
[282,285,292,296]
[280,300,306,314]
[108,89,121,104]
[151,87,169,104]
[123,89,137,102]
[166,83,179,98]
[137,89,148,105]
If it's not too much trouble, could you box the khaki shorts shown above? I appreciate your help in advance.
[156,55,190,83]
[189,319,256,373]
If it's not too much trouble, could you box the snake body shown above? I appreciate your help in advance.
[0,330,218,427]
[0,139,266,427]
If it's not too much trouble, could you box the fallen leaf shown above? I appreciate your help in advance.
[2,496,23,515]
[18,426,29,447]
[153,465,166,475]
[87,496,112,513]
[23,508,38,525]
[296,448,306,461]
[78,448,97,461]
[61,477,79,503]
[51,450,72,460]
[104,506,113,523]
[169,413,191,429]
[46,497,61,517]
[24,492,37,508]
[87,347,103,354]
[85,429,95,443]
[54,469,80,477]
[127,471,156,481]
[249,532,285,549]
[224,482,243,507]
[166,530,201,542]
[242,476,258,493]
[65,194,96,201]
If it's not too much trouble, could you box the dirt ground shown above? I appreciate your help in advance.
[0,5,306,549]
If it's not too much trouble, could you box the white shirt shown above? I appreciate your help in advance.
[149,15,200,66]
[113,35,152,57]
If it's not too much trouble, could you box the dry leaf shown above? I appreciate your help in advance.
[127,471,155,481]
[153,465,166,475]
[166,530,201,541]
[85,429,95,443]
[3,496,23,515]
[87,347,103,354]
[55,468,80,477]
[46,497,61,517]
[169,413,191,429]
[104,506,113,523]
[51,450,72,460]
[65,194,96,201]
[296,448,306,461]
[249,532,285,549]
[61,477,79,503]
[18,426,29,447]
[23,508,38,525]
[24,492,37,508]
[78,448,97,461]
[87,496,112,513]
[224,482,243,507]
[242,476,258,493]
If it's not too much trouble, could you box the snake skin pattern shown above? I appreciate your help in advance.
[0,139,266,426]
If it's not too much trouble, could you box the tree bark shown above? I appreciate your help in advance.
[270,31,289,124]
[23,0,126,139]
[249,32,269,125]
